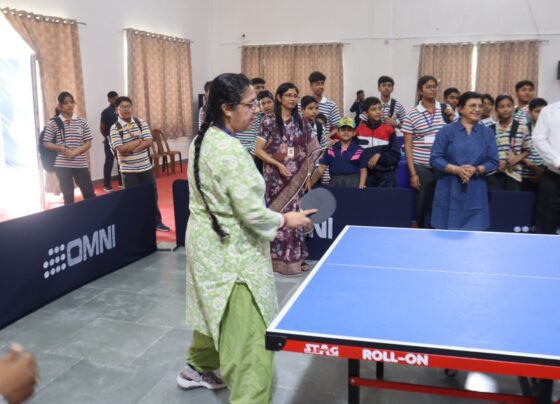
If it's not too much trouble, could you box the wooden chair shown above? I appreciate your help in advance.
[150,129,170,176]
[152,129,182,174]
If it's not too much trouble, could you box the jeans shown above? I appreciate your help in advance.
[54,167,95,205]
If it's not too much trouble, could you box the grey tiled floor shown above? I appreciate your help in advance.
[1,249,557,403]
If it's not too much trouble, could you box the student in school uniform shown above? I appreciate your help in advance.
[250,77,266,93]
[486,94,531,192]
[43,91,96,205]
[520,98,548,192]
[355,97,401,187]
[378,76,407,128]
[301,95,331,185]
[109,96,170,232]
[301,96,327,148]
[198,81,211,130]
[514,80,535,123]
[480,93,495,127]
[402,76,454,228]
[306,71,341,136]
[257,90,274,115]
[308,117,367,189]
[443,87,461,122]
[357,76,407,130]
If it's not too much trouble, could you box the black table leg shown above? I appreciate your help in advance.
[349,359,360,404]
[536,379,553,404]
[376,362,384,379]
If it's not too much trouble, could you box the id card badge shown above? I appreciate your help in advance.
[424,135,435,144]
[287,147,295,159]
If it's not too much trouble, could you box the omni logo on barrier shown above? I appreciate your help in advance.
[42,225,116,279]
[309,218,334,240]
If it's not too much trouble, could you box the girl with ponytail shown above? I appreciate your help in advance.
[178,73,315,403]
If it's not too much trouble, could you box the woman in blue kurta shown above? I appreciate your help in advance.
[430,92,499,230]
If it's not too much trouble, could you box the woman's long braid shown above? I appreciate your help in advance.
[193,111,229,242]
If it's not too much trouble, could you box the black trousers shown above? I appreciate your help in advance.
[366,169,396,188]
[535,169,560,234]
[487,173,521,191]
[122,169,162,225]
[414,164,437,228]
[103,139,122,188]
[54,167,95,205]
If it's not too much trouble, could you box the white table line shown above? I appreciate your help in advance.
[327,263,560,281]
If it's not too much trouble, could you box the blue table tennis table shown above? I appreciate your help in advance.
[266,226,560,403]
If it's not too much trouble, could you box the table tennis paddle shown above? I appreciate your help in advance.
[300,187,337,224]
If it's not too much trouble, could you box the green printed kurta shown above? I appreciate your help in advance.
[186,126,282,349]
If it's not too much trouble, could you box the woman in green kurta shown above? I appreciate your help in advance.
[176,73,315,404]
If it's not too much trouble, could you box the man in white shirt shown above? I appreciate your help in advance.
[532,101,560,234]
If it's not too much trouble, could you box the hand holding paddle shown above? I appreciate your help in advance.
[300,187,337,224]
[283,209,317,228]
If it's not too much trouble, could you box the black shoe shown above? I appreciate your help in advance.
[156,223,171,232]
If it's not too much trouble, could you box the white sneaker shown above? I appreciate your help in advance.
[176,364,226,390]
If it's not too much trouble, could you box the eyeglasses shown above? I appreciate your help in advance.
[118,104,132,110]
[283,93,299,99]
[464,104,483,110]
[237,100,259,110]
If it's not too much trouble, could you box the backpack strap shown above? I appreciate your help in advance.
[316,121,323,144]
[389,99,396,117]
[509,120,519,144]
[440,103,452,124]
[53,116,66,144]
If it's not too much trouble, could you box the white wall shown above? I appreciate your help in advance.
[211,0,560,115]
[2,0,213,181]
[3,0,560,181]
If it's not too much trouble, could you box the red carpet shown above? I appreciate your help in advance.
[0,162,188,246]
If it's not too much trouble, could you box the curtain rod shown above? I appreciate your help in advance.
[123,28,192,43]
[412,39,548,48]
[237,41,348,48]
[1,7,86,25]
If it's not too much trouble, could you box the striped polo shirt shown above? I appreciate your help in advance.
[236,112,264,154]
[491,119,531,182]
[109,117,153,173]
[317,96,341,132]
[521,122,544,179]
[382,98,407,123]
[402,101,448,167]
[514,106,529,125]
[43,114,92,169]
[480,117,495,127]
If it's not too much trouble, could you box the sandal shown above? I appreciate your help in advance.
[301,262,310,271]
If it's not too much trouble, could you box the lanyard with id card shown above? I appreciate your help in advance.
[421,110,436,144]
